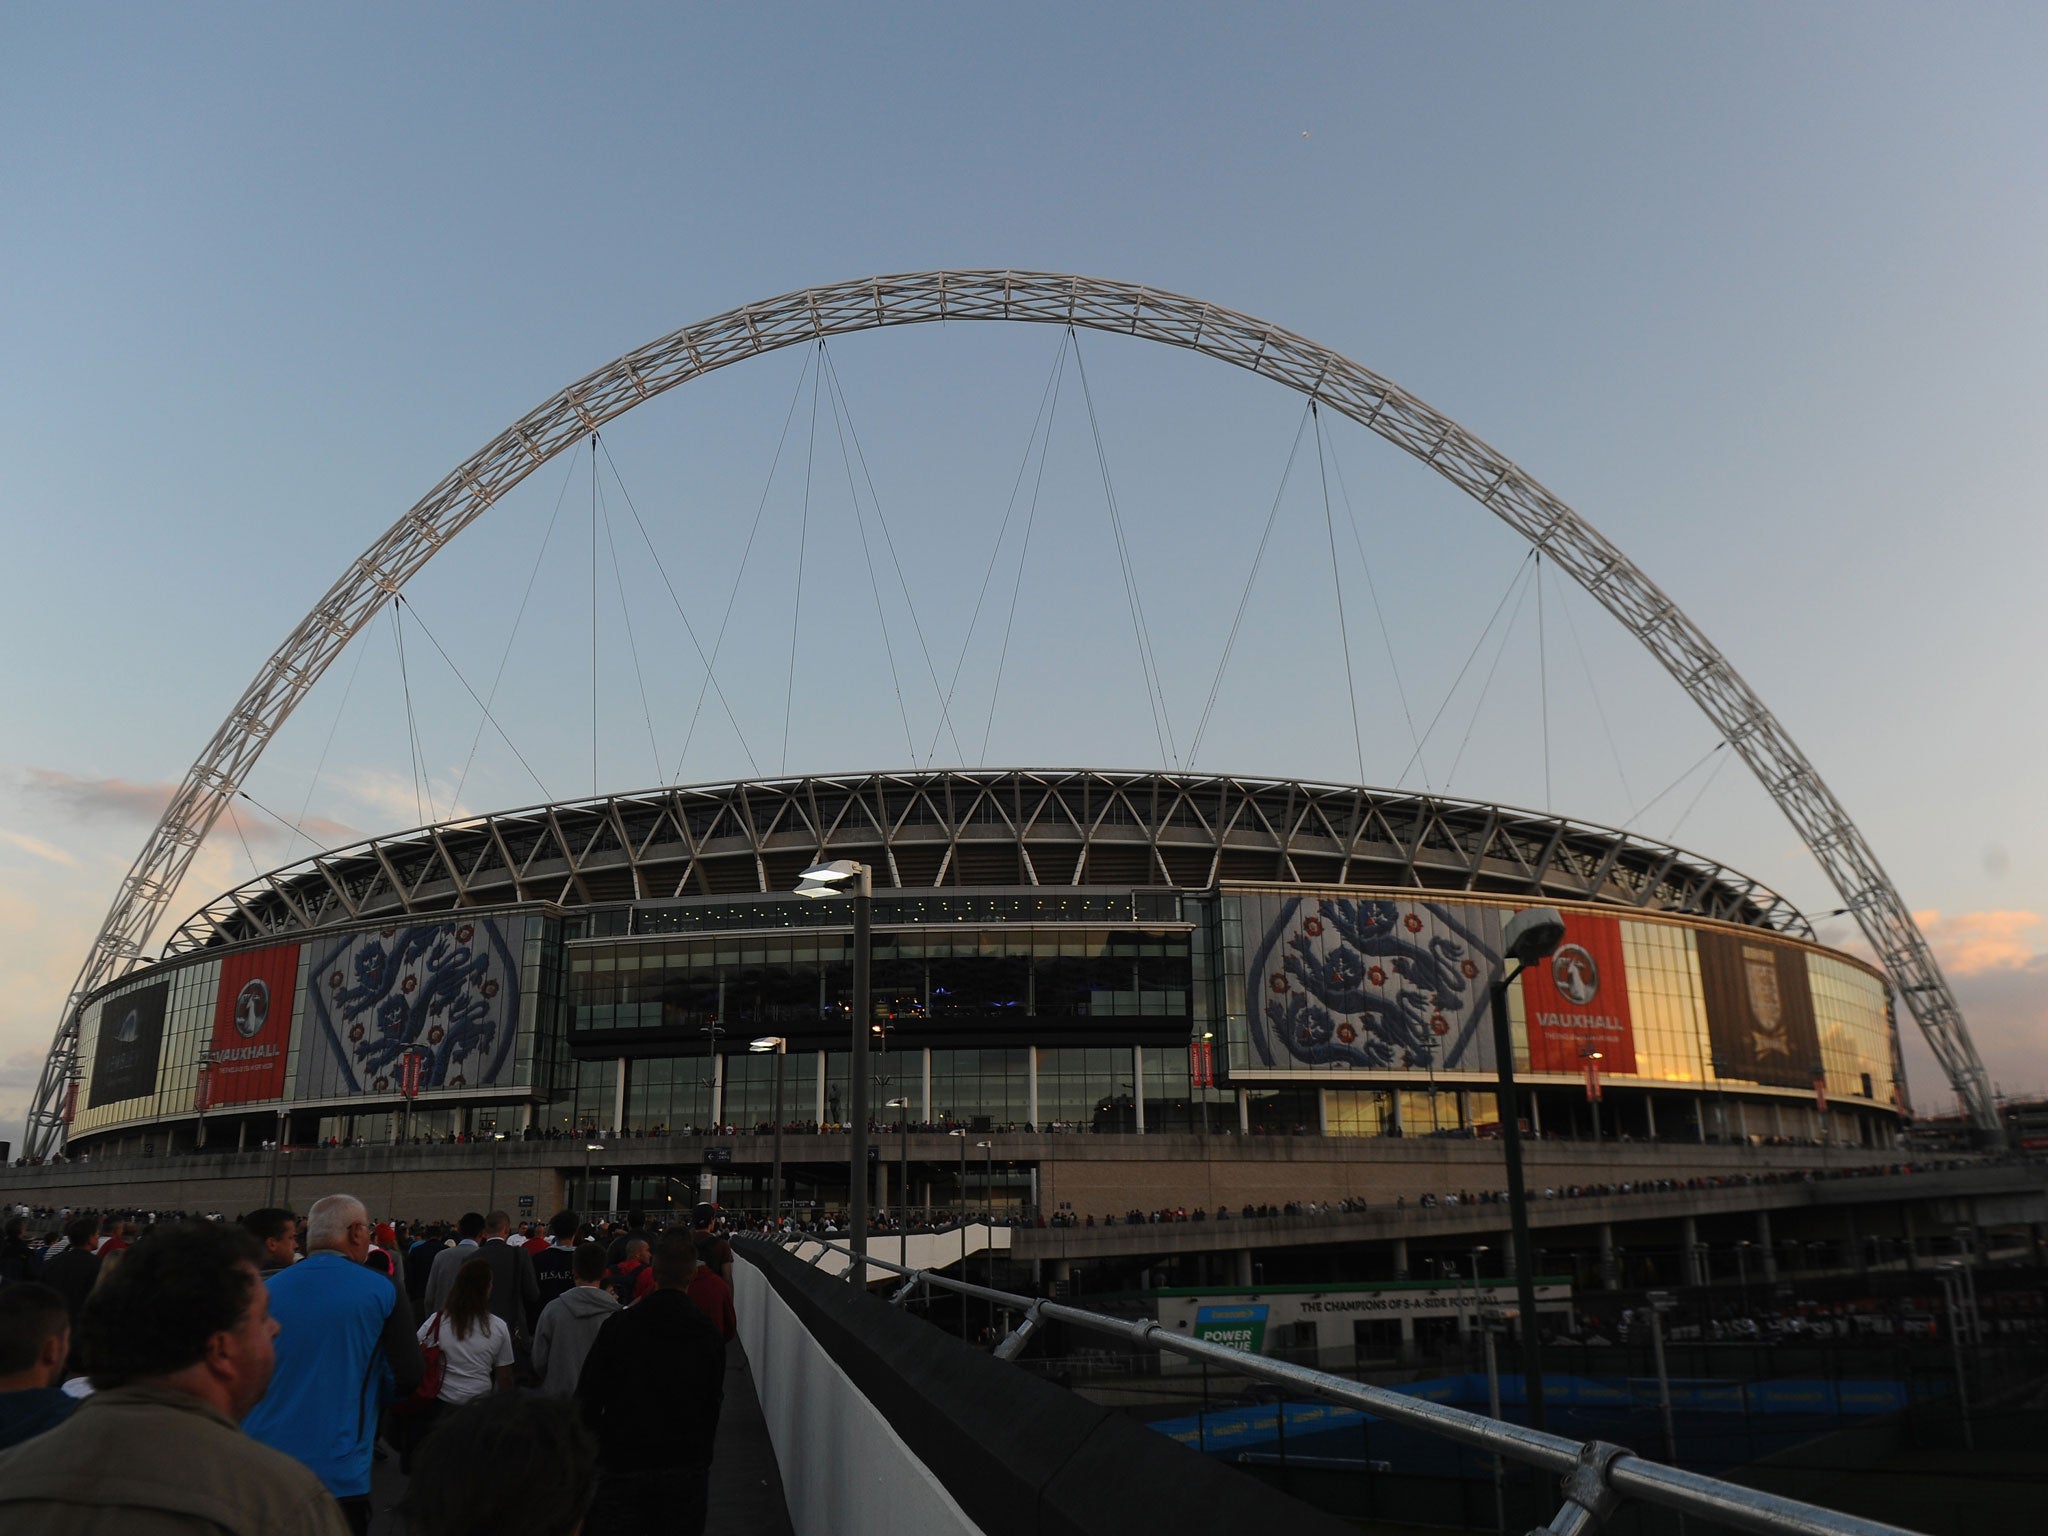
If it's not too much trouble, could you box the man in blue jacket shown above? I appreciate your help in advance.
[244,1193,423,1535]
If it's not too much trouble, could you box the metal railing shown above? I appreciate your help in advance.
[751,1234,1926,1536]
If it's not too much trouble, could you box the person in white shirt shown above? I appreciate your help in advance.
[418,1257,513,1409]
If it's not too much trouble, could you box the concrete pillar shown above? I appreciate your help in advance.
[1399,1314,1416,1358]
[1459,1091,1472,1129]
[1133,1045,1146,1134]
[1027,1047,1038,1129]
[1233,1249,1254,1287]
[1392,1237,1410,1281]
[237,1121,248,1152]
[1599,1223,1620,1290]
[611,1058,628,1134]
[1388,1090,1403,1138]
[1735,1101,1749,1141]
[1771,1102,1785,1140]
[1644,1094,1658,1140]
[1756,1210,1778,1280]
[1695,1095,1707,1143]
[814,1050,827,1126]
[710,1052,725,1127]
[1237,1089,1250,1134]
[1901,1204,1921,1270]
[922,1048,933,1124]
[1317,1088,1331,1137]
[1681,1217,1701,1286]
[1530,1092,1543,1136]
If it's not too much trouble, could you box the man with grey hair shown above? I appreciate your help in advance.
[244,1193,423,1535]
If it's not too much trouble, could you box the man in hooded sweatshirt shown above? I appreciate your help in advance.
[529,1242,620,1397]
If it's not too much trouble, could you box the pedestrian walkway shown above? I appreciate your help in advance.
[363,1339,791,1535]
[707,1341,795,1536]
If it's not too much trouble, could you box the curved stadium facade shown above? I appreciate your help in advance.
[59,770,1904,1200]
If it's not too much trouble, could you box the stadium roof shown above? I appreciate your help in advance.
[167,769,1810,954]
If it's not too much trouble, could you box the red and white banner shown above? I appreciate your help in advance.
[1189,1039,1217,1089]
[207,945,300,1106]
[1520,912,1637,1075]
[400,1049,428,1099]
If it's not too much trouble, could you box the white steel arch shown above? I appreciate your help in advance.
[22,270,1995,1153]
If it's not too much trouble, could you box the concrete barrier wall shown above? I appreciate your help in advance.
[734,1242,1359,1536]
[736,1255,983,1536]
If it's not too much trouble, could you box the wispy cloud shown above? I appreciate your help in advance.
[22,767,177,823]
[1912,909,2044,976]
[0,827,82,868]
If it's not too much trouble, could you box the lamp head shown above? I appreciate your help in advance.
[749,1035,787,1053]
[1504,906,1567,965]
[796,858,864,898]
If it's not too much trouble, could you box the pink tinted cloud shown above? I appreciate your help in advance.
[1911,909,2044,976]
[23,768,175,822]
[22,768,359,854]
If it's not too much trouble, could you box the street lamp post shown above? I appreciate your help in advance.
[1581,1047,1605,1142]
[750,1037,787,1228]
[1487,906,1567,1433]
[195,1046,215,1150]
[954,1129,969,1340]
[887,1098,912,1268]
[978,1138,995,1323]
[797,858,873,1281]
[486,1130,507,1214]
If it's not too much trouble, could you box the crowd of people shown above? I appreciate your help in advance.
[0,1196,741,1536]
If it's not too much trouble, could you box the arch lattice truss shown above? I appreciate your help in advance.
[24,271,1994,1154]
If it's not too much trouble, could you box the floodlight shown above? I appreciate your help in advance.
[1504,907,1567,965]
[749,1036,787,1053]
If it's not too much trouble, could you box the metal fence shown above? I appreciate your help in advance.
[758,1234,1934,1536]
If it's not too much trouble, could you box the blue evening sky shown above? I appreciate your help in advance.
[2,4,2044,1149]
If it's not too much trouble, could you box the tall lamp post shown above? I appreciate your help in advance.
[750,1037,787,1228]
[582,1142,605,1216]
[886,1097,912,1266]
[195,1046,215,1150]
[797,858,873,1281]
[1487,906,1567,1432]
[486,1130,507,1214]
[1580,1047,1605,1142]
[977,1138,995,1300]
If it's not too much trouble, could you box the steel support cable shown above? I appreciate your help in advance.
[594,473,666,784]
[389,603,431,826]
[819,346,918,764]
[1070,334,1178,767]
[929,328,1070,769]
[1667,741,1735,843]
[669,358,812,783]
[26,271,1994,1152]
[1622,740,1727,835]
[453,442,582,813]
[1445,556,1539,791]
[781,347,823,775]
[1537,553,1552,810]
[393,597,553,803]
[1326,424,1431,790]
[590,437,761,783]
[591,434,600,797]
[1394,550,1535,792]
[286,624,372,864]
[1313,403,1368,785]
[819,343,966,767]
[1554,581,1636,820]
[980,335,1069,766]
[1188,399,1311,768]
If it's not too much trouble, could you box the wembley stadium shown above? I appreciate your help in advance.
[51,767,1905,1210]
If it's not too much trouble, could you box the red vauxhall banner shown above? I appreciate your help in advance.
[207,945,301,1105]
[1520,912,1637,1074]
[401,1049,427,1099]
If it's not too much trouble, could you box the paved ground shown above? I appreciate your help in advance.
[365,1340,792,1535]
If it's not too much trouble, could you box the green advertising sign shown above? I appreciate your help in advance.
[1194,1304,1269,1355]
